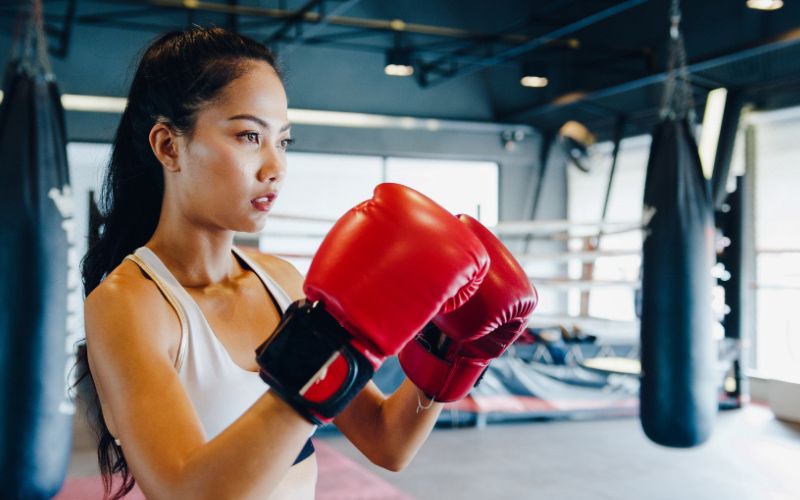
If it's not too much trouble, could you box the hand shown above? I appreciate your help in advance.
[398,214,538,402]
[255,185,490,424]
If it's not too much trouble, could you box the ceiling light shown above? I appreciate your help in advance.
[746,0,783,10]
[385,48,414,77]
[520,75,549,88]
[520,63,548,88]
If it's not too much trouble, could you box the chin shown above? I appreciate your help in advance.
[245,218,269,234]
[225,218,262,236]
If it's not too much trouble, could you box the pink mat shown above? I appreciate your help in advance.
[314,441,412,500]
[54,477,145,500]
[55,440,412,499]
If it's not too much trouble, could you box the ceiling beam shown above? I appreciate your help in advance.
[281,0,365,46]
[418,0,648,87]
[264,0,325,44]
[88,0,530,43]
[503,27,800,123]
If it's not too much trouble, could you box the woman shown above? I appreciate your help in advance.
[76,27,445,500]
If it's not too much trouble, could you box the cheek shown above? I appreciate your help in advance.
[188,140,252,190]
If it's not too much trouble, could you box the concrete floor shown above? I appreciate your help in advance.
[68,404,800,500]
[318,405,800,500]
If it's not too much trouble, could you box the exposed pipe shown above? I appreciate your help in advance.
[99,0,533,43]
[507,27,800,122]
[422,0,648,87]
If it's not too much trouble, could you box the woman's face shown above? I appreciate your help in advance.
[171,60,290,234]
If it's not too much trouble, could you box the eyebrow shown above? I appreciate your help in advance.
[227,114,291,132]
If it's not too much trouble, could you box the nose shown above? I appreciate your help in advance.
[259,170,279,183]
[257,150,286,184]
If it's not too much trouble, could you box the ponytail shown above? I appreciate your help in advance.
[73,26,279,499]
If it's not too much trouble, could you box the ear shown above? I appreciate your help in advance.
[149,121,182,172]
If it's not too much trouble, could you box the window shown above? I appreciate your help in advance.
[750,108,800,380]
[67,142,112,275]
[385,157,499,226]
[256,153,383,272]
[66,145,499,275]
[564,108,800,379]
[257,153,499,273]
[565,136,650,333]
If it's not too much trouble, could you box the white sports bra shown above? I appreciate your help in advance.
[124,245,302,440]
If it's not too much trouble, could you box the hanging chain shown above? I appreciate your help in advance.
[11,0,54,78]
[34,0,54,78]
[659,0,695,122]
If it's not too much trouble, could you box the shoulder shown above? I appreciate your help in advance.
[84,258,179,358]
[237,246,305,302]
[85,258,167,315]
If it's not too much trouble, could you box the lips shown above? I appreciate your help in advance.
[251,192,277,212]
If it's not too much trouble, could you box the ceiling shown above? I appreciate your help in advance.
[2,0,800,141]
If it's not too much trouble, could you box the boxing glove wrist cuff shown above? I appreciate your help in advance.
[399,324,490,403]
[255,299,374,425]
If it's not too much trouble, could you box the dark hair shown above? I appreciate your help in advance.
[73,26,280,500]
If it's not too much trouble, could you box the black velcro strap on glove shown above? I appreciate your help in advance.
[255,299,374,425]
[417,321,450,358]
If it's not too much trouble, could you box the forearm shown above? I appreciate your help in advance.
[376,378,443,471]
[153,392,314,500]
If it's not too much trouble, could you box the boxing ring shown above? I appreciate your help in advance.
[235,215,667,427]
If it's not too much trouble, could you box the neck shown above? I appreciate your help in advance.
[146,211,244,289]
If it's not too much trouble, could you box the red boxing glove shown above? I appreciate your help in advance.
[256,184,489,424]
[398,215,538,402]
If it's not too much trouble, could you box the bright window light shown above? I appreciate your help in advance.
[698,87,728,179]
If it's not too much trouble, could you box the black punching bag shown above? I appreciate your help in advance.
[640,117,716,447]
[0,58,78,497]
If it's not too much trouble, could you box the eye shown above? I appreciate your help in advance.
[238,131,261,145]
[279,137,295,151]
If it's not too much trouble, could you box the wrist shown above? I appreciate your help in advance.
[255,299,375,425]
[399,336,490,403]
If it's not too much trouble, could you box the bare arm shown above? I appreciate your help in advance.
[250,251,442,471]
[333,379,442,471]
[85,276,314,500]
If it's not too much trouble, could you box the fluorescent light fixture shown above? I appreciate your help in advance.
[698,87,728,180]
[0,91,127,113]
[384,48,414,77]
[61,94,127,113]
[746,0,783,10]
[520,75,549,88]
[0,90,533,134]
[289,108,427,129]
[288,108,534,134]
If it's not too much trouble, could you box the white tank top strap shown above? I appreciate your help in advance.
[125,249,190,370]
[231,246,294,313]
